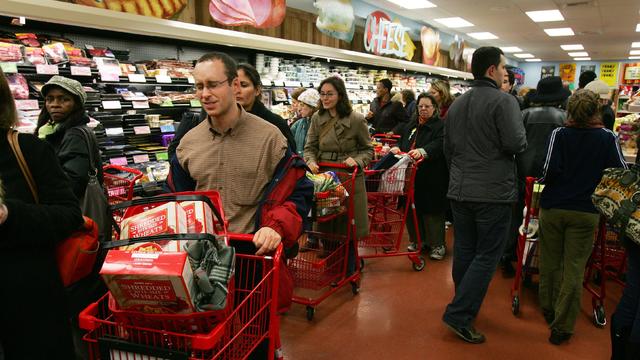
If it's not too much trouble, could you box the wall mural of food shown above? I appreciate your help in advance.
[71,0,188,19]
[209,0,286,28]
[314,0,355,42]
[420,26,440,66]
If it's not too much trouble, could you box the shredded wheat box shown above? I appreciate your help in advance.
[119,202,187,252]
[101,250,196,314]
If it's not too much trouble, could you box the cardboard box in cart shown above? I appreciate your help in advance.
[101,250,196,314]
[119,201,188,251]
[182,200,217,235]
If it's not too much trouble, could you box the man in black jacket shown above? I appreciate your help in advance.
[442,47,527,344]
[366,78,408,134]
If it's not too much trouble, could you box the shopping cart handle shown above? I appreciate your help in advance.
[316,162,359,175]
[227,233,254,242]
[103,233,220,250]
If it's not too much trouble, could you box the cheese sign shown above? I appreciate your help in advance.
[364,11,415,61]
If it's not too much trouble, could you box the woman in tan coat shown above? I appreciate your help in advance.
[304,76,373,274]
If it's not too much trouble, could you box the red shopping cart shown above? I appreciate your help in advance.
[289,163,360,320]
[371,133,401,147]
[511,177,543,316]
[583,219,627,327]
[102,165,144,206]
[79,233,283,360]
[359,156,425,271]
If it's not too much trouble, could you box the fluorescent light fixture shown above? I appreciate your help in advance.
[574,57,591,61]
[526,9,564,22]
[514,53,535,58]
[561,44,584,50]
[636,24,640,32]
[467,32,498,40]
[631,50,640,55]
[501,46,523,53]
[525,59,542,62]
[568,52,589,57]
[630,56,640,59]
[632,42,640,48]
[434,17,474,28]
[544,28,575,36]
[386,0,436,9]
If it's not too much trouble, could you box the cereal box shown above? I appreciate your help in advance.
[181,200,216,235]
[101,250,196,314]
[119,202,187,252]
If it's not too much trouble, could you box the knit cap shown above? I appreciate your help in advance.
[298,88,320,108]
[41,75,87,105]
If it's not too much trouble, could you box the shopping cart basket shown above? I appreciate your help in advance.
[583,219,627,327]
[289,163,360,320]
[371,133,401,147]
[102,165,144,206]
[360,155,425,271]
[80,231,282,360]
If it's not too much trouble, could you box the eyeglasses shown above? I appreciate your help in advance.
[418,105,434,109]
[195,78,230,92]
[319,92,337,98]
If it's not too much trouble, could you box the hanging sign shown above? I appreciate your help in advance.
[559,63,576,82]
[364,11,415,61]
[314,0,355,42]
[541,66,555,79]
[421,26,440,66]
[600,63,619,86]
[622,63,640,84]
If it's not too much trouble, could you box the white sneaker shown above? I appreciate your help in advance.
[407,243,418,252]
[429,245,446,260]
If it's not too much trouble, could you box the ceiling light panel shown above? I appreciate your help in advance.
[636,24,640,32]
[467,32,498,40]
[561,44,584,50]
[632,42,640,48]
[526,9,564,22]
[525,59,542,62]
[630,56,640,59]
[387,0,436,9]
[434,17,474,28]
[544,28,575,36]
[514,53,535,58]
[574,57,591,61]
[631,50,640,55]
[501,47,523,53]
[568,52,589,57]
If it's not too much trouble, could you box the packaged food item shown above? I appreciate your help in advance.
[15,33,40,47]
[24,47,46,65]
[42,42,68,64]
[181,201,216,235]
[119,202,187,251]
[7,74,29,100]
[85,46,115,58]
[0,42,23,62]
[101,250,196,314]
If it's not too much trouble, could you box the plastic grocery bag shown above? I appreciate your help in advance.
[379,155,411,193]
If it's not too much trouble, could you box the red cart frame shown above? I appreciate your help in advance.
[79,233,283,360]
[289,163,361,320]
[102,165,144,206]
[359,156,425,271]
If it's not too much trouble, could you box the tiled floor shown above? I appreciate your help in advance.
[280,230,621,360]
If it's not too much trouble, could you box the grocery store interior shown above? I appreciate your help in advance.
[0,0,639,359]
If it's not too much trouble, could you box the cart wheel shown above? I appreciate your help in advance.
[306,306,315,321]
[512,296,520,316]
[350,281,360,295]
[412,256,426,271]
[593,305,607,328]
[382,246,393,253]
[360,258,365,271]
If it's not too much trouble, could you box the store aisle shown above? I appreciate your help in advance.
[280,230,620,360]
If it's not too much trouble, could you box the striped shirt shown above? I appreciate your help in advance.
[176,106,287,233]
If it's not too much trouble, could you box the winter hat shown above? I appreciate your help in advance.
[298,88,320,108]
[41,75,87,105]
[528,76,571,104]
[584,79,611,100]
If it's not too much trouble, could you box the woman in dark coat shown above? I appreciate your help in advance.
[0,69,83,359]
[391,93,449,260]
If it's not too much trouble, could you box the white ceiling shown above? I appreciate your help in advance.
[289,0,640,62]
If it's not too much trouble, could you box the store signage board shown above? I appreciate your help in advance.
[133,154,150,164]
[36,64,59,75]
[14,99,39,110]
[156,75,172,83]
[1,62,18,73]
[132,100,150,109]
[105,127,124,136]
[600,63,619,86]
[160,124,175,133]
[363,11,415,61]
[109,157,128,166]
[625,66,640,81]
[133,125,151,135]
[70,66,92,76]
[128,74,147,83]
[102,100,122,110]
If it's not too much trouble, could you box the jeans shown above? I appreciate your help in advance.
[611,240,640,359]
[538,208,599,334]
[442,201,512,328]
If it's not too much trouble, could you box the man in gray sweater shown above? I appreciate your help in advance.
[442,46,527,344]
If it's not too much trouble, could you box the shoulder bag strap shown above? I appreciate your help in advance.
[6,130,39,204]
[75,126,97,173]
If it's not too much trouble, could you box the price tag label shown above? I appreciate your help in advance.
[36,64,59,75]
[160,99,173,107]
[101,72,120,82]
[155,152,169,161]
[155,75,172,83]
[190,99,201,107]
[285,81,301,87]
[105,127,124,136]
[313,82,320,88]
[14,100,39,110]
[160,124,175,133]
[133,154,150,164]
[70,66,92,76]
[0,62,18,73]
[102,100,122,110]
[132,100,150,109]
[261,79,272,87]
[109,157,128,166]
[274,81,285,87]
[128,73,147,83]
[133,125,151,135]
[187,77,195,84]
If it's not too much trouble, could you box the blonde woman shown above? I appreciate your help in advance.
[429,79,455,118]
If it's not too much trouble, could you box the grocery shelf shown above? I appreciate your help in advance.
[0,0,473,80]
